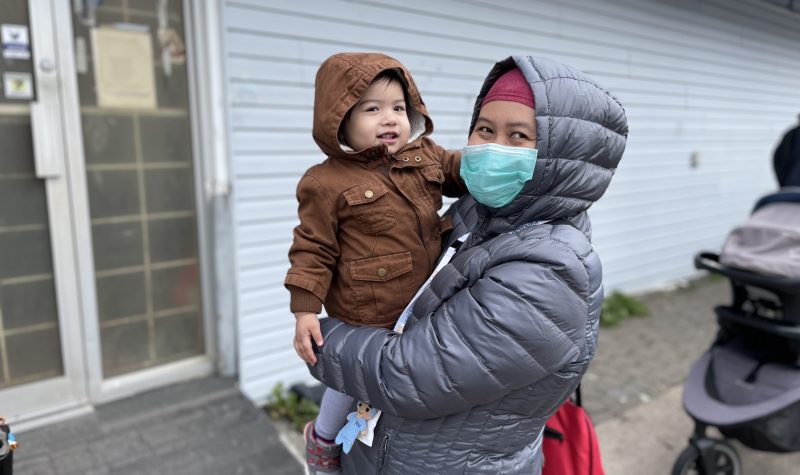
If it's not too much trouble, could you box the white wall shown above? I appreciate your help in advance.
[220,0,800,402]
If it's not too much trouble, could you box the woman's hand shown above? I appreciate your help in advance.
[294,312,323,365]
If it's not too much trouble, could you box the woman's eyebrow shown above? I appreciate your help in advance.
[475,116,494,126]
[507,121,535,130]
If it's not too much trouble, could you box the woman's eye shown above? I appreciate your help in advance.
[511,132,530,140]
[394,106,406,112]
[365,106,379,112]
[478,126,494,135]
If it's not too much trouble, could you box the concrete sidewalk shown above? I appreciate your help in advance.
[586,278,800,473]
[581,278,722,424]
[13,277,798,475]
[596,384,800,474]
[13,377,302,475]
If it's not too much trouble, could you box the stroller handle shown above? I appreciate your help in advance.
[694,252,800,293]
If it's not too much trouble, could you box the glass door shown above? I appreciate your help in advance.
[0,0,210,420]
[0,0,88,422]
[66,0,211,401]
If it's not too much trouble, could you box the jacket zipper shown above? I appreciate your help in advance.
[461,216,488,252]
[388,157,432,272]
[376,434,390,473]
[377,156,391,177]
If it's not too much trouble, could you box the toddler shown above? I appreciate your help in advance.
[284,52,465,474]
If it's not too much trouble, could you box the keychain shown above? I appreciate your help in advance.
[335,402,374,454]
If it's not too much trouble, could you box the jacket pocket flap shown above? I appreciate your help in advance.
[420,165,444,183]
[343,183,389,206]
[350,252,413,282]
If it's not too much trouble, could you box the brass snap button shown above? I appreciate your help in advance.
[364,190,374,199]
[403,157,410,162]
[377,268,387,278]
[414,156,422,162]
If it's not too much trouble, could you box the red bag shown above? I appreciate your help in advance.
[542,388,605,475]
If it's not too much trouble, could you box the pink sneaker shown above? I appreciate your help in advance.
[303,421,342,475]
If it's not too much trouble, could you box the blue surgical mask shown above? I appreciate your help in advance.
[460,143,538,208]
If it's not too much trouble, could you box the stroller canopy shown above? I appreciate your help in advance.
[719,120,800,277]
[720,198,800,278]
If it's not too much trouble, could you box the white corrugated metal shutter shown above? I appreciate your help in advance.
[221,0,800,402]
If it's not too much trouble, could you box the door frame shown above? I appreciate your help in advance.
[4,0,234,428]
[184,0,237,379]
[0,0,90,428]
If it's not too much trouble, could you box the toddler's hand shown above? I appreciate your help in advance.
[294,312,323,365]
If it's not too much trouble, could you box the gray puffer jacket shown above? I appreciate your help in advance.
[308,56,628,474]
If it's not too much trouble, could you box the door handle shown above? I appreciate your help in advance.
[30,100,65,179]
[27,0,65,180]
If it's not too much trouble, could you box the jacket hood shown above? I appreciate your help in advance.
[312,52,432,161]
[468,56,628,237]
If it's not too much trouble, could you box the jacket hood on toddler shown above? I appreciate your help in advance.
[312,52,431,161]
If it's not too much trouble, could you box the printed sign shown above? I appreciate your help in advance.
[3,72,33,99]
[2,24,31,60]
[91,27,157,109]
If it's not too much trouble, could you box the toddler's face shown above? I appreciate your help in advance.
[343,78,411,155]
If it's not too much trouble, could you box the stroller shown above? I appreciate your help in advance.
[672,125,800,475]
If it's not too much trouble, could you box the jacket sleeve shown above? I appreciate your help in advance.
[308,253,587,419]
[428,140,467,198]
[284,174,339,310]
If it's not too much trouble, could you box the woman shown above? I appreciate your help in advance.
[307,56,628,474]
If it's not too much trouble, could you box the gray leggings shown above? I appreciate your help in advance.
[314,387,355,440]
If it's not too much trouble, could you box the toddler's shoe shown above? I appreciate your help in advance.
[304,420,342,475]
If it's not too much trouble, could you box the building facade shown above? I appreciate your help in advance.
[1,0,798,425]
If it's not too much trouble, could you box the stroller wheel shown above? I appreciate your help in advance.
[671,440,741,475]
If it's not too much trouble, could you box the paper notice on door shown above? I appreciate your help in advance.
[91,27,156,109]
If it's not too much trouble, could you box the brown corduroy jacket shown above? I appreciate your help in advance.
[284,53,466,327]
